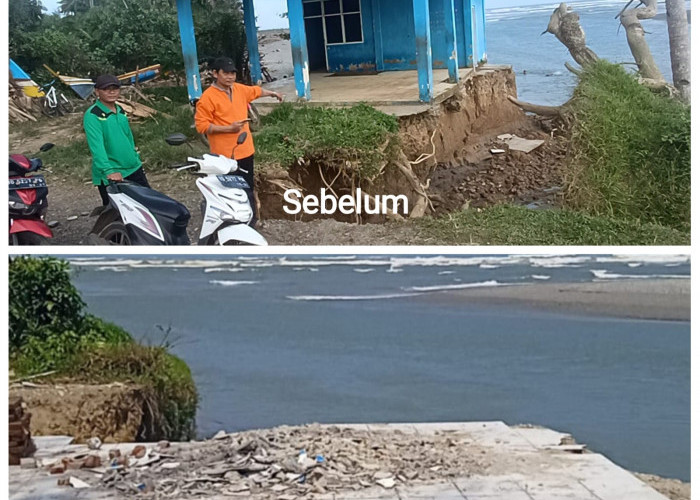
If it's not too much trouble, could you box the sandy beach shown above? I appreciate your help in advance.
[443,279,690,321]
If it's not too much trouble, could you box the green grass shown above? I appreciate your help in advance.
[417,205,689,245]
[254,102,400,178]
[566,61,690,231]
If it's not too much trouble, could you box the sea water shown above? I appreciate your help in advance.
[69,255,690,481]
[488,0,689,105]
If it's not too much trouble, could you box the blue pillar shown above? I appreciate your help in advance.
[462,0,475,67]
[476,0,487,63]
[286,0,311,100]
[176,0,202,103]
[243,0,262,84]
[444,0,459,82]
[412,0,433,102]
[371,0,384,71]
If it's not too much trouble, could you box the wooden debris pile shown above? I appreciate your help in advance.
[117,85,171,120]
[9,397,34,465]
[9,84,40,123]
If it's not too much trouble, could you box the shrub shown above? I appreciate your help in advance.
[9,256,133,374]
[254,103,400,177]
[66,342,198,441]
[565,61,690,230]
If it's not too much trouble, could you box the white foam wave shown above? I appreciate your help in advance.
[595,255,689,265]
[438,271,455,275]
[354,268,375,273]
[96,266,129,272]
[405,280,512,292]
[529,256,591,268]
[287,292,423,301]
[209,280,259,287]
[204,268,243,273]
[590,270,689,280]
[531,275,551,280]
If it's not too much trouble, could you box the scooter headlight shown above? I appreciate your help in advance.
[9,200,27,210]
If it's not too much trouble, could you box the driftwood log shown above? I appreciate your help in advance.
[618,0,665,82]
[543,3,598,68]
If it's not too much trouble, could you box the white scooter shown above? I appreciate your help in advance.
[88,132,266,246]
[165,131,267,246]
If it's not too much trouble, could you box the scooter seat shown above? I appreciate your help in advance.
[111,182,190,223]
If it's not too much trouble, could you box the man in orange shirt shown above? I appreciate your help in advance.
[194,57,283,227]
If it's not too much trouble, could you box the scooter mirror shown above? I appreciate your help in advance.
[237,132,248,144]
[165,133,188,146]
[39,143,54,152]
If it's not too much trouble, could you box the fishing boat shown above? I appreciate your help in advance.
[9,59,43,97]
[117,64,161,85]
[43,64,94,100]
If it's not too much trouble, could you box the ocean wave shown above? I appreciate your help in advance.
[209,280,259,287]
[404,280,513,292]
[287,292,424,301]
[354,268,375,273]
[532,275,551,280]
[595,255,689,265]
[529,256,591,267]
[590,270,689,280]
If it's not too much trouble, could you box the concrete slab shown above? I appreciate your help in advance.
[9,422,673,500]
[255,66,512,117]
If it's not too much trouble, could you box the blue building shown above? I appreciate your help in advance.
[175,0,486,104]
[286,0,487,102]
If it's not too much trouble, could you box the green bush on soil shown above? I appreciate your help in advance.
[65,342,197,441]
[254,103,400,178]
[566,61,690,231]
[9,257,198,441]
[418,205,689,245]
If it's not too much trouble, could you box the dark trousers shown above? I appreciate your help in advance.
[97,167,150,206]
[236,154,257,227]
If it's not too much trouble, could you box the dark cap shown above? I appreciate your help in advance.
[210,57,237,73]
[94,74,121,89]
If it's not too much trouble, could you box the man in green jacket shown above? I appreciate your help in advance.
[83,74,150,205]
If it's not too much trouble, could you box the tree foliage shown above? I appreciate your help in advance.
[9,256,131,373]
[9,0,247,80]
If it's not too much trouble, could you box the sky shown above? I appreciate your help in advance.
[38,0,601,30]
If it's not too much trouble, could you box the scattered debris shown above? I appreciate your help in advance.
[68,477,90,489]
[87,437,102,450]
[490,148,506,154]
[497,133,545,153]
[34,424,490,499]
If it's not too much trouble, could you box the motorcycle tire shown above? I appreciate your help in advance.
[10,231,47,245]
[98,221,132,245]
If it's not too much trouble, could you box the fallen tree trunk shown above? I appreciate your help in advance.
[507,96,566,117]
[544,3,598,68]
[619,0,665,82]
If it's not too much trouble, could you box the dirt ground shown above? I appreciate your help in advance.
[10,383,147,443]
[635,473,691,500]
[10,111,566,246]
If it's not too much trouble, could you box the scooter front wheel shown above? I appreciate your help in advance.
[10,231,47,245]
[98,221,132,245]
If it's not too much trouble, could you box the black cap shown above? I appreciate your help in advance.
[94,74,122,89]
[210,57,237,73]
